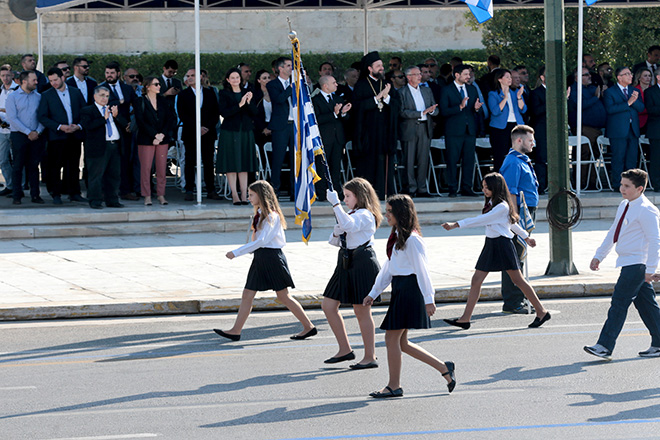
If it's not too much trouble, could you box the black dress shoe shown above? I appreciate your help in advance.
[416,192,434,198]
[528,312,551,328]
[448,192,457,198]
[443,361,456,393]
[213,329,241,341]
[0,188,12,196]
[207,192,223,200]
[459,189,479,197]
[69,194,88,203]
[120,193,139,201]
[290,327,317,340]
[349,361,379,370]
[184,192,194,201]
[106,202,125,208]
[89,202,103,209]
[324,351,356,364]
[443,318,471,330]
[52,196,63,205]
[31,196,45,204]
[12,198,21,205]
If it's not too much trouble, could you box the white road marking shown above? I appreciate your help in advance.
[44,434,160,440]
[0,386,37,390]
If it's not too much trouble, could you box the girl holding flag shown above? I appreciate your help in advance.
[323,178,382,369]
[441,173,550,329]
[213,180,317,342]
[363,194,456,398]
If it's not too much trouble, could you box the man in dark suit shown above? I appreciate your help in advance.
[37,67,86,204]
[177,68,222,201]
[633,45,660,84]
[66,57,97,106]
[160,59,182,108]
[398,65,439,198]
[645,68,660,189]
[477,55,501,96]
[312,75,351,200]
[603,67,645,190]
[80,86,128,209]
[529,66,547,193]
[440,64,483,197]
[100,61,140,201]
[266,56,295,199]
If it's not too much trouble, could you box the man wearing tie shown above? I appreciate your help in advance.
[603,67,645,190]
[37,67,86,204]
[80,86,128,209]
[398,65,439,198]
[440,64,483,197]
[66,57,97,106]
[160,59,182,108]
[312,75,351,200]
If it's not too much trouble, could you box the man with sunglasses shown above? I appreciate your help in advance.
[123,68,142,96]
[54,61,71,80]
[66,57,97,105]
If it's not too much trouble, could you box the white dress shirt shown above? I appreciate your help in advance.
[277,76,295,121]
[407,84,427,121]
[0,84,17,134]
[457,202,528,239]
[368,232,434,304]
[594,195,660,273]
[94,102,120,141]
[232,211,287,257]
[328,208,376,249]
[454,81,468,102]
[74,76,88,102]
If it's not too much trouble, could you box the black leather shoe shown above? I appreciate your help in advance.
[207,192,223,200]
[443,361,456,393]
[31,196,45,204]
[528,312,551,328]
[52,196,63,205]
[324,351,356,364]
[0,188,12,196]
[213,329,241,341]
[106,202,125,208]
[448,192,457,198]
[119,193,139,201]
[89,202,103,209]
[416,192,434,198]
[12,198,21,205]
[184,192,194,201]
[290,327,317,340]
[459,189,480,197]
[349,361,379,370]
[69,194,88,203]
[369,386,403,398]
[443,318,471,330]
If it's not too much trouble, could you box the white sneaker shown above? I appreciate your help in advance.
[584,344,612,360]
[638,346,660,358]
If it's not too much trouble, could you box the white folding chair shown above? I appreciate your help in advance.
[262,142,273,180]
[474,137,493,183]
[344,141,355,181]
[254,143,265,181]
[568,135,602,192]
[639,136,654,190]
[596,135,614,191]
[428,138,446,195]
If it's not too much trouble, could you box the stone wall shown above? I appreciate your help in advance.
[0,1,483,55]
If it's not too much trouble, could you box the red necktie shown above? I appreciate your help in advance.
[482,201,493,214]
[386,231,397,260]
[252,212,260,231]
[613,203,629,243]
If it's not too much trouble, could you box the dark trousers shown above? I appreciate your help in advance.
[270,124,295,195]
[597,264,660,352]
[184,134,216,194]
[649,138,660,190]
[445,132,476,194]
[532,122,547,191]
[46,137,82,197]
[86,141,121,205]
[610,129,639,189]
[402,124,432,195]
[10,132,44,200]
[501,206,536,311]
[358,151,395,200]
[490,122,516,172]
[315,138,343,199]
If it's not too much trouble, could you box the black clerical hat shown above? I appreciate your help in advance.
[360,51,381,74]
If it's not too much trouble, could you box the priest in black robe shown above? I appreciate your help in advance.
[353,51,399,199]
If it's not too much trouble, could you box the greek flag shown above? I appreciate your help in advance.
[517,192,535,261]
[586,0,599,5]
[291,39,323,244]
[461,0,494,24]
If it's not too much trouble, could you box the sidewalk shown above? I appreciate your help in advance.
[0,219,625,320]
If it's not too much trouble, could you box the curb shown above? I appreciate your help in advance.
[0,282,618,321]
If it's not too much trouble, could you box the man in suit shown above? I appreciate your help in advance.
[67,57,97,106]
[20,54,48,93]
[100,61,140,201]
[160,59,182,109]
[312,75,351,200]
[644,68,660,189]
[478,54,501,96]
[177,68,222,201]
[603,67,645,190]
[313,62,334,91]
[398,65,438,198]
[633,45,660,84]
[80,86,128,209]
[238,63,254,92]
[440,64,482,197]
[266,56,295,199]
[529,66,547,193]
[37,67,86,204]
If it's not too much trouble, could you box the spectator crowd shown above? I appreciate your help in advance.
[0,47,659,208]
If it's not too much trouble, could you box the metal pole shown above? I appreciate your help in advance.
[544,0,578,276]
[194,0,203,206]
[37,13,43,72]
[363,2,368,55]
[576,0,584,196]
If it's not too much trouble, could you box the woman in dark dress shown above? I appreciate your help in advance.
[253,69,274,148]
[134,76,176,206]
[217,68,258,205]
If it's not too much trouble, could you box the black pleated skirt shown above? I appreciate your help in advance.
[323,244,381,305]
[380,274,431,330]
[475,236,521,272]
[245,248,295,292]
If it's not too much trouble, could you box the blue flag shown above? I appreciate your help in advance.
[586,0,599,5]
[291,38,323,244]
[461,0,493,24]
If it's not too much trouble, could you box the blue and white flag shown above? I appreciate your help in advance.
[461,0,494,24]
[517,192,535,261]
[586,0,599,5]
[291,38,323,244]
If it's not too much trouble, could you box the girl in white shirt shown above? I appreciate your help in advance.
[364,194,456,398]
[323,178,382,369]
[442,173,550,329]
[213,180,316,342]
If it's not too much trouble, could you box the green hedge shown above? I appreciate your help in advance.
[2,49,488,86]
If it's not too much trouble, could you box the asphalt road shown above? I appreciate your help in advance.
[1,297,659,440]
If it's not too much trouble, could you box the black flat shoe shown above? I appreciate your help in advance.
[442,361,456,393]
[291,327,317,340]
[233,201,241,206]
[443,318,471,330]
[349,361,379,370]
[213,329,240,341]
[324,351,356,364]
[369,386,403,398]
[528,312,551,328]
[241,201,249,205]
